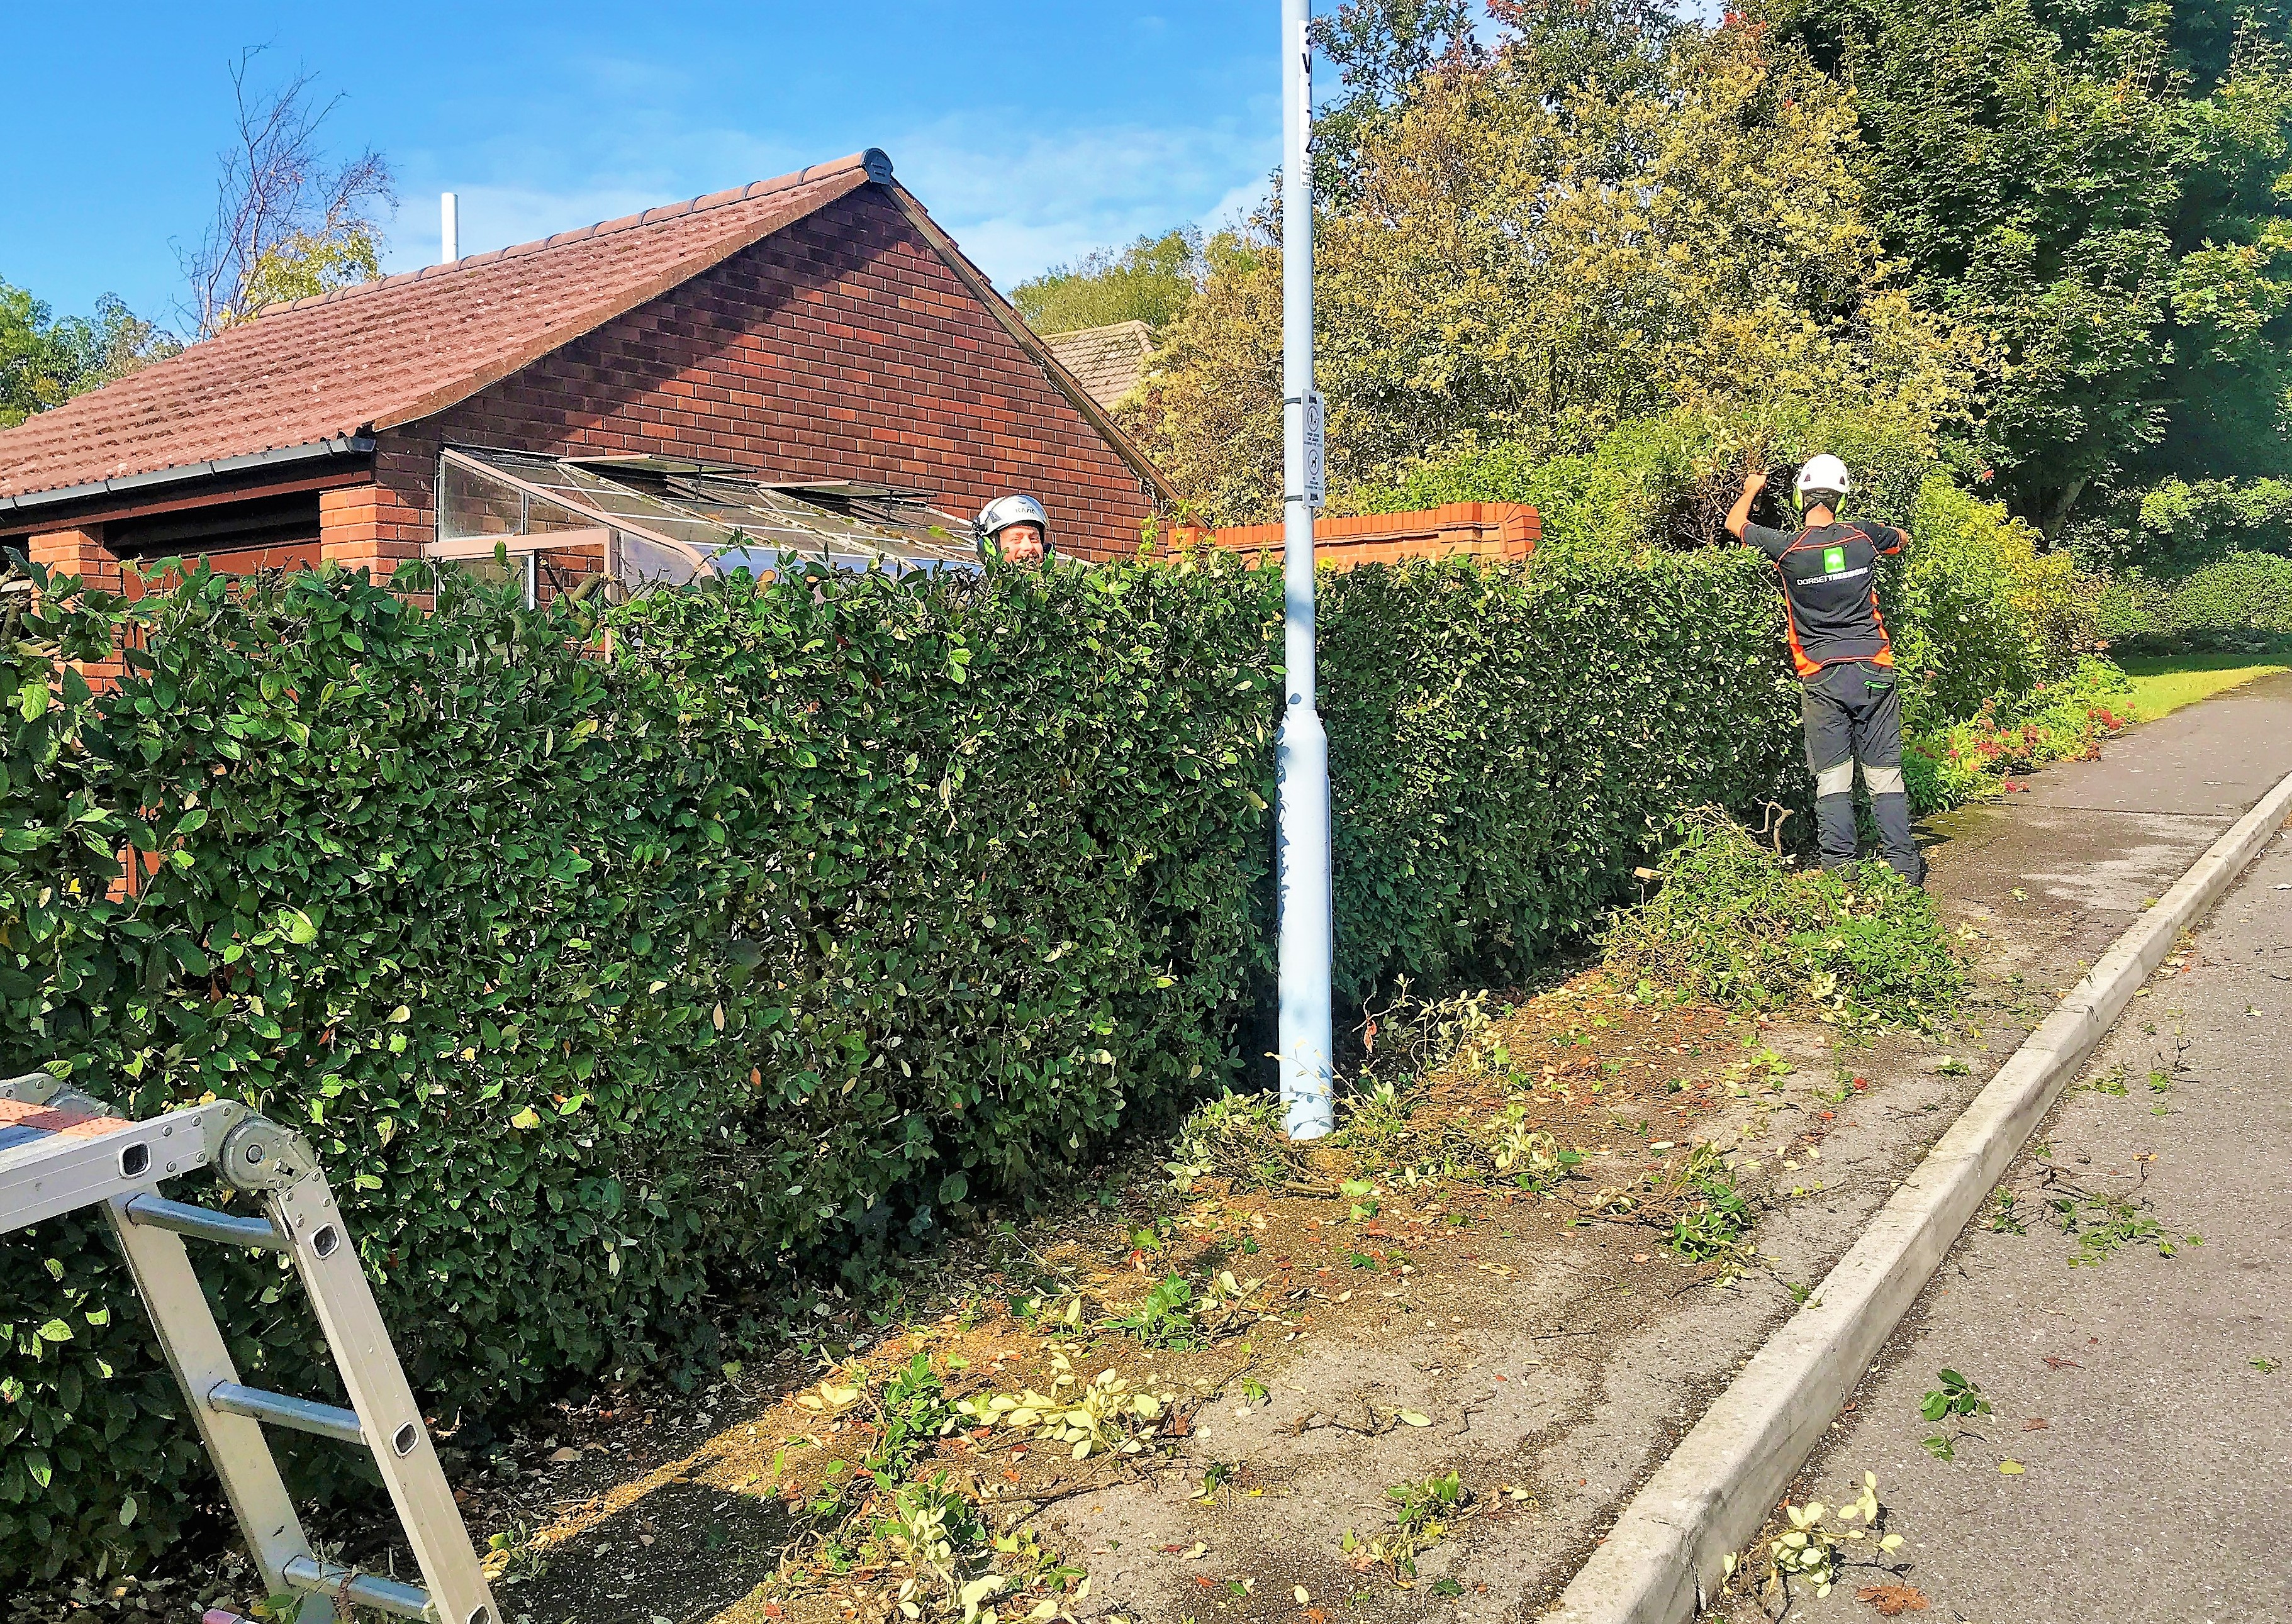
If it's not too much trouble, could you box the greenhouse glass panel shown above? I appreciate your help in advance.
[427,447,991,586]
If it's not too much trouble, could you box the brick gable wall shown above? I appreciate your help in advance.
[323,186,1158,573]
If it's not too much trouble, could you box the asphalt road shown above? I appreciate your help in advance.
[1739,811,2292,1623]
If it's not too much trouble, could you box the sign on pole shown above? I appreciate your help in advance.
[1302,390,1326,506]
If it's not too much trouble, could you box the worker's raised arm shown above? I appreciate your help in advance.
[1725,466,1766,541]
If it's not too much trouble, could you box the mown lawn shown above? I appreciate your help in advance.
[2116,649,2292,722]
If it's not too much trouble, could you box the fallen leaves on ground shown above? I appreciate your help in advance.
[1856,1583,1930,1615]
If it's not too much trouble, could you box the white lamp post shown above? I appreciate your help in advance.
[1276,0,1335,1140]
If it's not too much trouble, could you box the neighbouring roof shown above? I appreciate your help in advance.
[1041,320,1154,411]
[5,148,1166,514]
[0,153,884,504]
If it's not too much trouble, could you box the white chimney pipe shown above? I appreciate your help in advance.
[440,192,459,265]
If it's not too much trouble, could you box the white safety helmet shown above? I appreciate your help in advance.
[976,494,1051,557]
[1794,454,1852,507]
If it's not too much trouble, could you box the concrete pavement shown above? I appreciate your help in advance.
[1714,732,2292,1620]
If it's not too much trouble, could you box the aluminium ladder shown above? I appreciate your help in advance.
[0,1071,499,1624]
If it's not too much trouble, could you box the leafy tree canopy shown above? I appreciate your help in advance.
[1130,10,1979,524]
[1012,228,1207,335]
[0,280,180,429]
[1770,0,2292,545]
[237,224,386,313]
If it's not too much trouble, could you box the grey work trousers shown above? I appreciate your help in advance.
[1800,659,1923,882]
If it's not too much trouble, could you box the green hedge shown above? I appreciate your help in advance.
[2166,552,2292,636]
[0,555,1277,1580]
[1,543,1811,1582]
[1320,551,1803,997]
[2091,552,2292,645]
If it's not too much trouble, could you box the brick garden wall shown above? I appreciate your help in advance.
[325,186,1159,572]
[1171,502,1541,571]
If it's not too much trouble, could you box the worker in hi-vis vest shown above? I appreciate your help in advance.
[1725,453,1925,884]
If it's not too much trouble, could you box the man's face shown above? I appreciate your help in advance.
[997,523,1046,567]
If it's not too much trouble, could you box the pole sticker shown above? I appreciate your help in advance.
[1304,391,1326,506]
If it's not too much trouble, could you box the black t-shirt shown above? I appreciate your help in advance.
[1741,518,1906,676]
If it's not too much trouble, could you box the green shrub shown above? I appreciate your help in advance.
[2168,552,2292,637]
[1892,477,2091,729]
[1343,440,1646,557]
[2091,572,2174,643]
[2085,553,2292,653]
[1604,809,1960,1023]
[0,552,1277,1581]
[1904,657,2133,811]
[1319,549,1805,998]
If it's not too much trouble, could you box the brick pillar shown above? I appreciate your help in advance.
[1500,505,1540,559]
[320,480,425,580]
[26,525,126,688]
[28,525,124,593]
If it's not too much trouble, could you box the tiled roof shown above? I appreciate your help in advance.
[0,153,889,503]
[1041,320,1154,410]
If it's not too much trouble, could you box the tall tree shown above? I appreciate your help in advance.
[1012,229,1207,335]
[181,48,394,335]
[1772,0,2292,543]
[1309,0,1489,204]
[1130,15,1977,523]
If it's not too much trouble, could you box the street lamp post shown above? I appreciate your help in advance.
[1276,0,1334,1141]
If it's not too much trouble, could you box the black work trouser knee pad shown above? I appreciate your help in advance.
[1801,661,1923,882]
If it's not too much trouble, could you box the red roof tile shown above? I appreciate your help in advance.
[0,153,885,503]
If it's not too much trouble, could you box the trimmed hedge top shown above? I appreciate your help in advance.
[6,538,1814,1581]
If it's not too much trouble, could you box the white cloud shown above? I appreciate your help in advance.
[890,109,1277,285]
[1199,174,1274,238]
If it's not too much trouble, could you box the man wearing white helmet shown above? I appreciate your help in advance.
[976,494,1051,568]
[1725,454,1924,884]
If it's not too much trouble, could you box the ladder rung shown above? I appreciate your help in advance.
[123,1192,289,1250]
[208,1381,364,1446]
[282,1555,435,1620]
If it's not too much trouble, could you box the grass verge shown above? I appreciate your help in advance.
[2114,649,2291,721]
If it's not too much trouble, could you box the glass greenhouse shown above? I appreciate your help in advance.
[429,447,982,603]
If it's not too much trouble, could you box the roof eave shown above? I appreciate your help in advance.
[0,437,376,521]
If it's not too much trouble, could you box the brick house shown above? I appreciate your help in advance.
[0,149,1177,594]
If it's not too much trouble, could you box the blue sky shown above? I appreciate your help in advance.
[3,2,1285,332]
